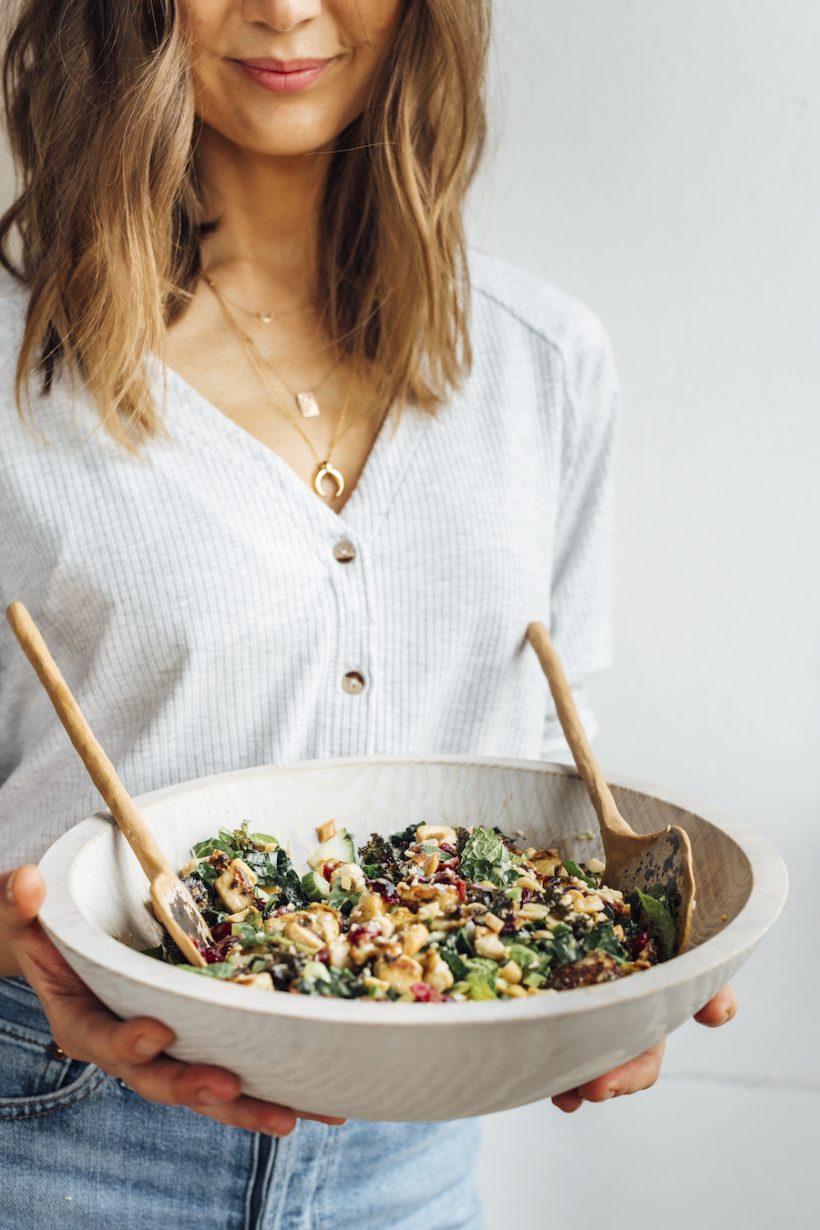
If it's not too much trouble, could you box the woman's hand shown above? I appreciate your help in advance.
[2,864,346,1136]
[551,985,738,1113]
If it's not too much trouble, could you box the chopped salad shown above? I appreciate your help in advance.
[143,819,678,1001]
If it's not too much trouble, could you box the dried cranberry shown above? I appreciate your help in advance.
[410,983,447,1003]
[202,934,239,963]
[453,878,467,904]
[520,887,534,903]
[253,896,267,910]
[315,946,329,964]
[501,917,516,934]
[439,842,457,855]
[211,921,233,941]
[322,862,335,882]
[631,931,650,958]
[348,923,379,946]
[369,878,399,903]
[432,867,456,884]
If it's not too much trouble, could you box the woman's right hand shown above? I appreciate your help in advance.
[1,864,346,1136]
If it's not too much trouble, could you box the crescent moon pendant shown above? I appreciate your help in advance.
[312,460,345,499]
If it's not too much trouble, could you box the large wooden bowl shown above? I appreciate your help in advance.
[37,755,787,1122]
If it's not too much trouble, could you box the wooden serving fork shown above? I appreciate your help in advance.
[6,601,212,967]
[527,620,695,953]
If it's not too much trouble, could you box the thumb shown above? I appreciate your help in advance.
[2,863,86,996]
[2,864,46,932]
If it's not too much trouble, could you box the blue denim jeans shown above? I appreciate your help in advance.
[0,975,484,1230]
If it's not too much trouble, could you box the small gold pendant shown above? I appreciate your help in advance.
[313,460,345,499]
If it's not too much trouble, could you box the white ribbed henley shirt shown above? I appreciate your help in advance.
[0,247,620,873]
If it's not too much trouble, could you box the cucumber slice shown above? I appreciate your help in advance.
[301,870,331,901]
[307,828,356,870]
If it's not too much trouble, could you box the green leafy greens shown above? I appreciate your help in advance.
[459,826,520,887]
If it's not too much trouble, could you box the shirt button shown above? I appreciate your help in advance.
[341,670,366,694]
[333,539,356,563]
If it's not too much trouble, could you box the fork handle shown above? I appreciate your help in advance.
[526,621,634,840]
[6,601,172,881]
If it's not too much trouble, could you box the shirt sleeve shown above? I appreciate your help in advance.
[540,311,622,763]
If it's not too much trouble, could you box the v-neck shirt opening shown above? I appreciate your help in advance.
[146,352,429,535]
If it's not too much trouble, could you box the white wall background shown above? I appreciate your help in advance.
[467,2,819,1225]
[0,2,816,1226]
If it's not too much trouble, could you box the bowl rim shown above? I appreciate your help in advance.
[38,753,789,1027]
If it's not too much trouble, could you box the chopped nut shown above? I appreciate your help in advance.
[415,825,457,845]
[587,857,606,874]
[423,851,440,876]
[483,912,505,933]
[402,923,430,957]
[499,982,527,998]
[233,972,274,992]
[515,875,541,893]
[350,892,387,923]
[499,959,523,984]
[530,848,562,876]
[304,904,341,944]
[362,975,391,994]
[374,954,424,992]
[214,857,258,913]
[329,862,367,893]
[328,938,352,968]
[284,920,325,952]
[316,818,337,843]
[517,902,550,920]
[475,931,508,960]
[224,907,251,923]
[385,906,418,929]
[374,914,396,938]
[398,882,459,913]
[421,949,454,992]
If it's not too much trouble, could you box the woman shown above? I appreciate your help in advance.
[0,2,736,1227]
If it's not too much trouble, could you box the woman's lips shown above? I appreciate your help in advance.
[232,59,335,94]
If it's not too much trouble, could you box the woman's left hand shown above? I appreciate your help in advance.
[551,984,738,1113]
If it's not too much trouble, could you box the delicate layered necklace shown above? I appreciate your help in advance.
[203,272,358,500]
[207,278,343,419]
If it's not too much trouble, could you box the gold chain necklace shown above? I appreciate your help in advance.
[204,274,357,500]
[202,273,341,418]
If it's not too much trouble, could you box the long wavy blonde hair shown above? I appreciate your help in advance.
[0,0,491,454]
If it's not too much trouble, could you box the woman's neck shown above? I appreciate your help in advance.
[194,124,334,314]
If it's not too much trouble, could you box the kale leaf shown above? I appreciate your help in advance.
[562,859,599,888]
[635,886,676,960]
[176,961,237,980]
[268,848,307,907]
[584,922,628,964]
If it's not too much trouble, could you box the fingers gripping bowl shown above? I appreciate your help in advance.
[37,755,787,1122]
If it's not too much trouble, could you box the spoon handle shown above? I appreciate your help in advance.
[6,601,172,881]
[526,621,634,840]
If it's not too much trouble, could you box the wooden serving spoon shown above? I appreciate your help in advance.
[526,620,695,954]
[6,601,212,967]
